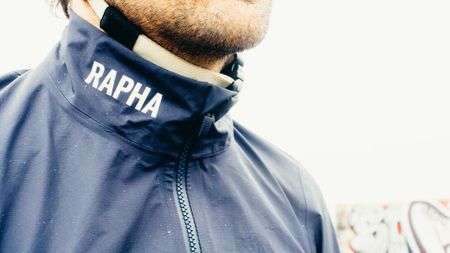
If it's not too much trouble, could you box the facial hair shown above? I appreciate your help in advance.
[106,0,272,68]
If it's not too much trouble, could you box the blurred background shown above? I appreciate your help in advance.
[1,0,449,250]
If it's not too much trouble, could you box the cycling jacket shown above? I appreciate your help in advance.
[0,11,339,253]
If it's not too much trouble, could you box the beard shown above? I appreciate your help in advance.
[106,0,272,59]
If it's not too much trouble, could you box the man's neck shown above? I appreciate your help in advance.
[71,0,231,72]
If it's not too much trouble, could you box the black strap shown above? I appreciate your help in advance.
[100,6,141,50]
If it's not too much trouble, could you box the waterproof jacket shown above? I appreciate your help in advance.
[0,12,339,253]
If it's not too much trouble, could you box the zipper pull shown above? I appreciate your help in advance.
[197,113,215,137]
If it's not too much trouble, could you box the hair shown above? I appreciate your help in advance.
[52,0,71,18]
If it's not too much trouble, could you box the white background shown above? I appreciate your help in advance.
[1,1,449,218]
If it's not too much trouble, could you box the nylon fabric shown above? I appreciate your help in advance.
[0,12,339,253]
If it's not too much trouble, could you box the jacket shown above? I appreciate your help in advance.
[0,12,339,253]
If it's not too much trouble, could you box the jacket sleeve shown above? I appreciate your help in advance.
[299,166,340,253]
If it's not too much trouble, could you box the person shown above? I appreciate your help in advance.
[0,0,339,252]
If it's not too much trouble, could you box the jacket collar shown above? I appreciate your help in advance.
[46,12,244,158]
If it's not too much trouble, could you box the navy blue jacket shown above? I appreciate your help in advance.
[0,13,339,253]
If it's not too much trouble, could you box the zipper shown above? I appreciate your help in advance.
[173,113,215,253]
[174,132,202,253]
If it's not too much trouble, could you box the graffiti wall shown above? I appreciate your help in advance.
[337,200,450,253]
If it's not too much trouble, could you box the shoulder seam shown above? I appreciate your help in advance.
[297,166,315,253]
[13,69,28,77]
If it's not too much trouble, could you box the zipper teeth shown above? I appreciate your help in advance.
[175,138,201,253]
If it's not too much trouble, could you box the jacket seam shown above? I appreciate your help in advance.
[44,69,176,158]
[190,142,231,161]
[13,71,24,77]
[44,69,231,160]
[297,167,314,253]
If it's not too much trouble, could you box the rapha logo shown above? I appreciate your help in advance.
[84,61,163,119]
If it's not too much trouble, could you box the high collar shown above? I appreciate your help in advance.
[45,12,244,159]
